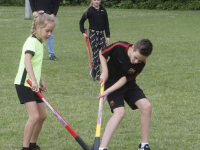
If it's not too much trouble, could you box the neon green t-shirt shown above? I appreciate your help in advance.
[14,35,44,87]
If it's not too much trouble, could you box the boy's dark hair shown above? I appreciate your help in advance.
[134,39,153,56]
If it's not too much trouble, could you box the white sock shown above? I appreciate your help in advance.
[141,143,148,147]
[99,147,107,150]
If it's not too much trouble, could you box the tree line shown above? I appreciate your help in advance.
[1,0,200,10]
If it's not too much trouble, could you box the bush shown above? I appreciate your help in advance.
[1,0,200,10]
[0,0,24,6]
[117,0,134,9]
[60,0,88,6]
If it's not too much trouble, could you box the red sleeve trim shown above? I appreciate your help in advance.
[128,73,139,81]
[102,42,131,54]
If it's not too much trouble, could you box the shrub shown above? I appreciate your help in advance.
[1,0,200,10]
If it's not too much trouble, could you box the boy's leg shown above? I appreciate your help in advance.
[135,98,151,143]
[100,107,125,148]
[30,103,46,143]
[23,102,40,148]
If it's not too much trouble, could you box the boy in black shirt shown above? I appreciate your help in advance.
[99,39,153,150]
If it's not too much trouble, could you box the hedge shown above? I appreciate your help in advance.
[1,0,200,10]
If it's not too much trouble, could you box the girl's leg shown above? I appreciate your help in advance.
[89,30,100,78]
[30,102,46,143]
[135,98,151,143]
[97,32,106,78]
[23,102,40,147]
[100,107,125,148]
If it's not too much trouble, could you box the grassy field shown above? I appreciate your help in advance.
[0,6,200,150]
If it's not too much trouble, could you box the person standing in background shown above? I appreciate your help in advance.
[79,0,110,81]
[29,0,60,61]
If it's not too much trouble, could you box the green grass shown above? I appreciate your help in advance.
[0,6,200,150]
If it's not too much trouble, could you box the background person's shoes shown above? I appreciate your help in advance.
[49,54,58,61]
[90,70,96,81]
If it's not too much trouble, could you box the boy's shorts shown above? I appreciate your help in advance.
[105,81,146,113]
[15,84,43,104]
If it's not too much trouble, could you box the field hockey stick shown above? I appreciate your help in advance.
[27,79,93,150]
[85,29,93,71]
[93,84,105,150]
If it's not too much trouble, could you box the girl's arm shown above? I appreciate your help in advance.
[99,51,108,86]
[99,76,127,101]
[79,12,87,34]
[104,9,110,40]
[24,53,39,92]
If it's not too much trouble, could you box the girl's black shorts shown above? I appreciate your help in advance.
[15,84,43,104]
[105,81,146,113]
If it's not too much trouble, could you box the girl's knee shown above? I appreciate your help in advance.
[39,112,47,121]
[29,113,40,123]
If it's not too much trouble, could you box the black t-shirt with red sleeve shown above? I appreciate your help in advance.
[101,41,146,85]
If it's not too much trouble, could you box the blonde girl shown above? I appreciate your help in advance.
[14,11,55,150]
[79,0,110,81]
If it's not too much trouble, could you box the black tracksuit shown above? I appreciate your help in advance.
[79,5,110,78]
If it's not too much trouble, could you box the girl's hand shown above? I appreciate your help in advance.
[106,38,110,44]
[82,33,87,39]
[40,78,47,92]
[31,80,39,92]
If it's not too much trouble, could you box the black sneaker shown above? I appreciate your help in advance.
[90,70,96,81]
[21,148,30,150]
[32,145,41,150]
[138,144,150,150]
[49,54,58,61]
[96,76,100,81]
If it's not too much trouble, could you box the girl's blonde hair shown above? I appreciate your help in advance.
[84,0,101,17]
[31,11,55,36]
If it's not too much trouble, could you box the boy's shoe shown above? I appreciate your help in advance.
[138,144,150,150]
[49,54,58,61]
[90,70,96,81]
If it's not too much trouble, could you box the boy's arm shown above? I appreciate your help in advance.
[99,76,127,100]
[99,51,108,85]
[24,53,39,92]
